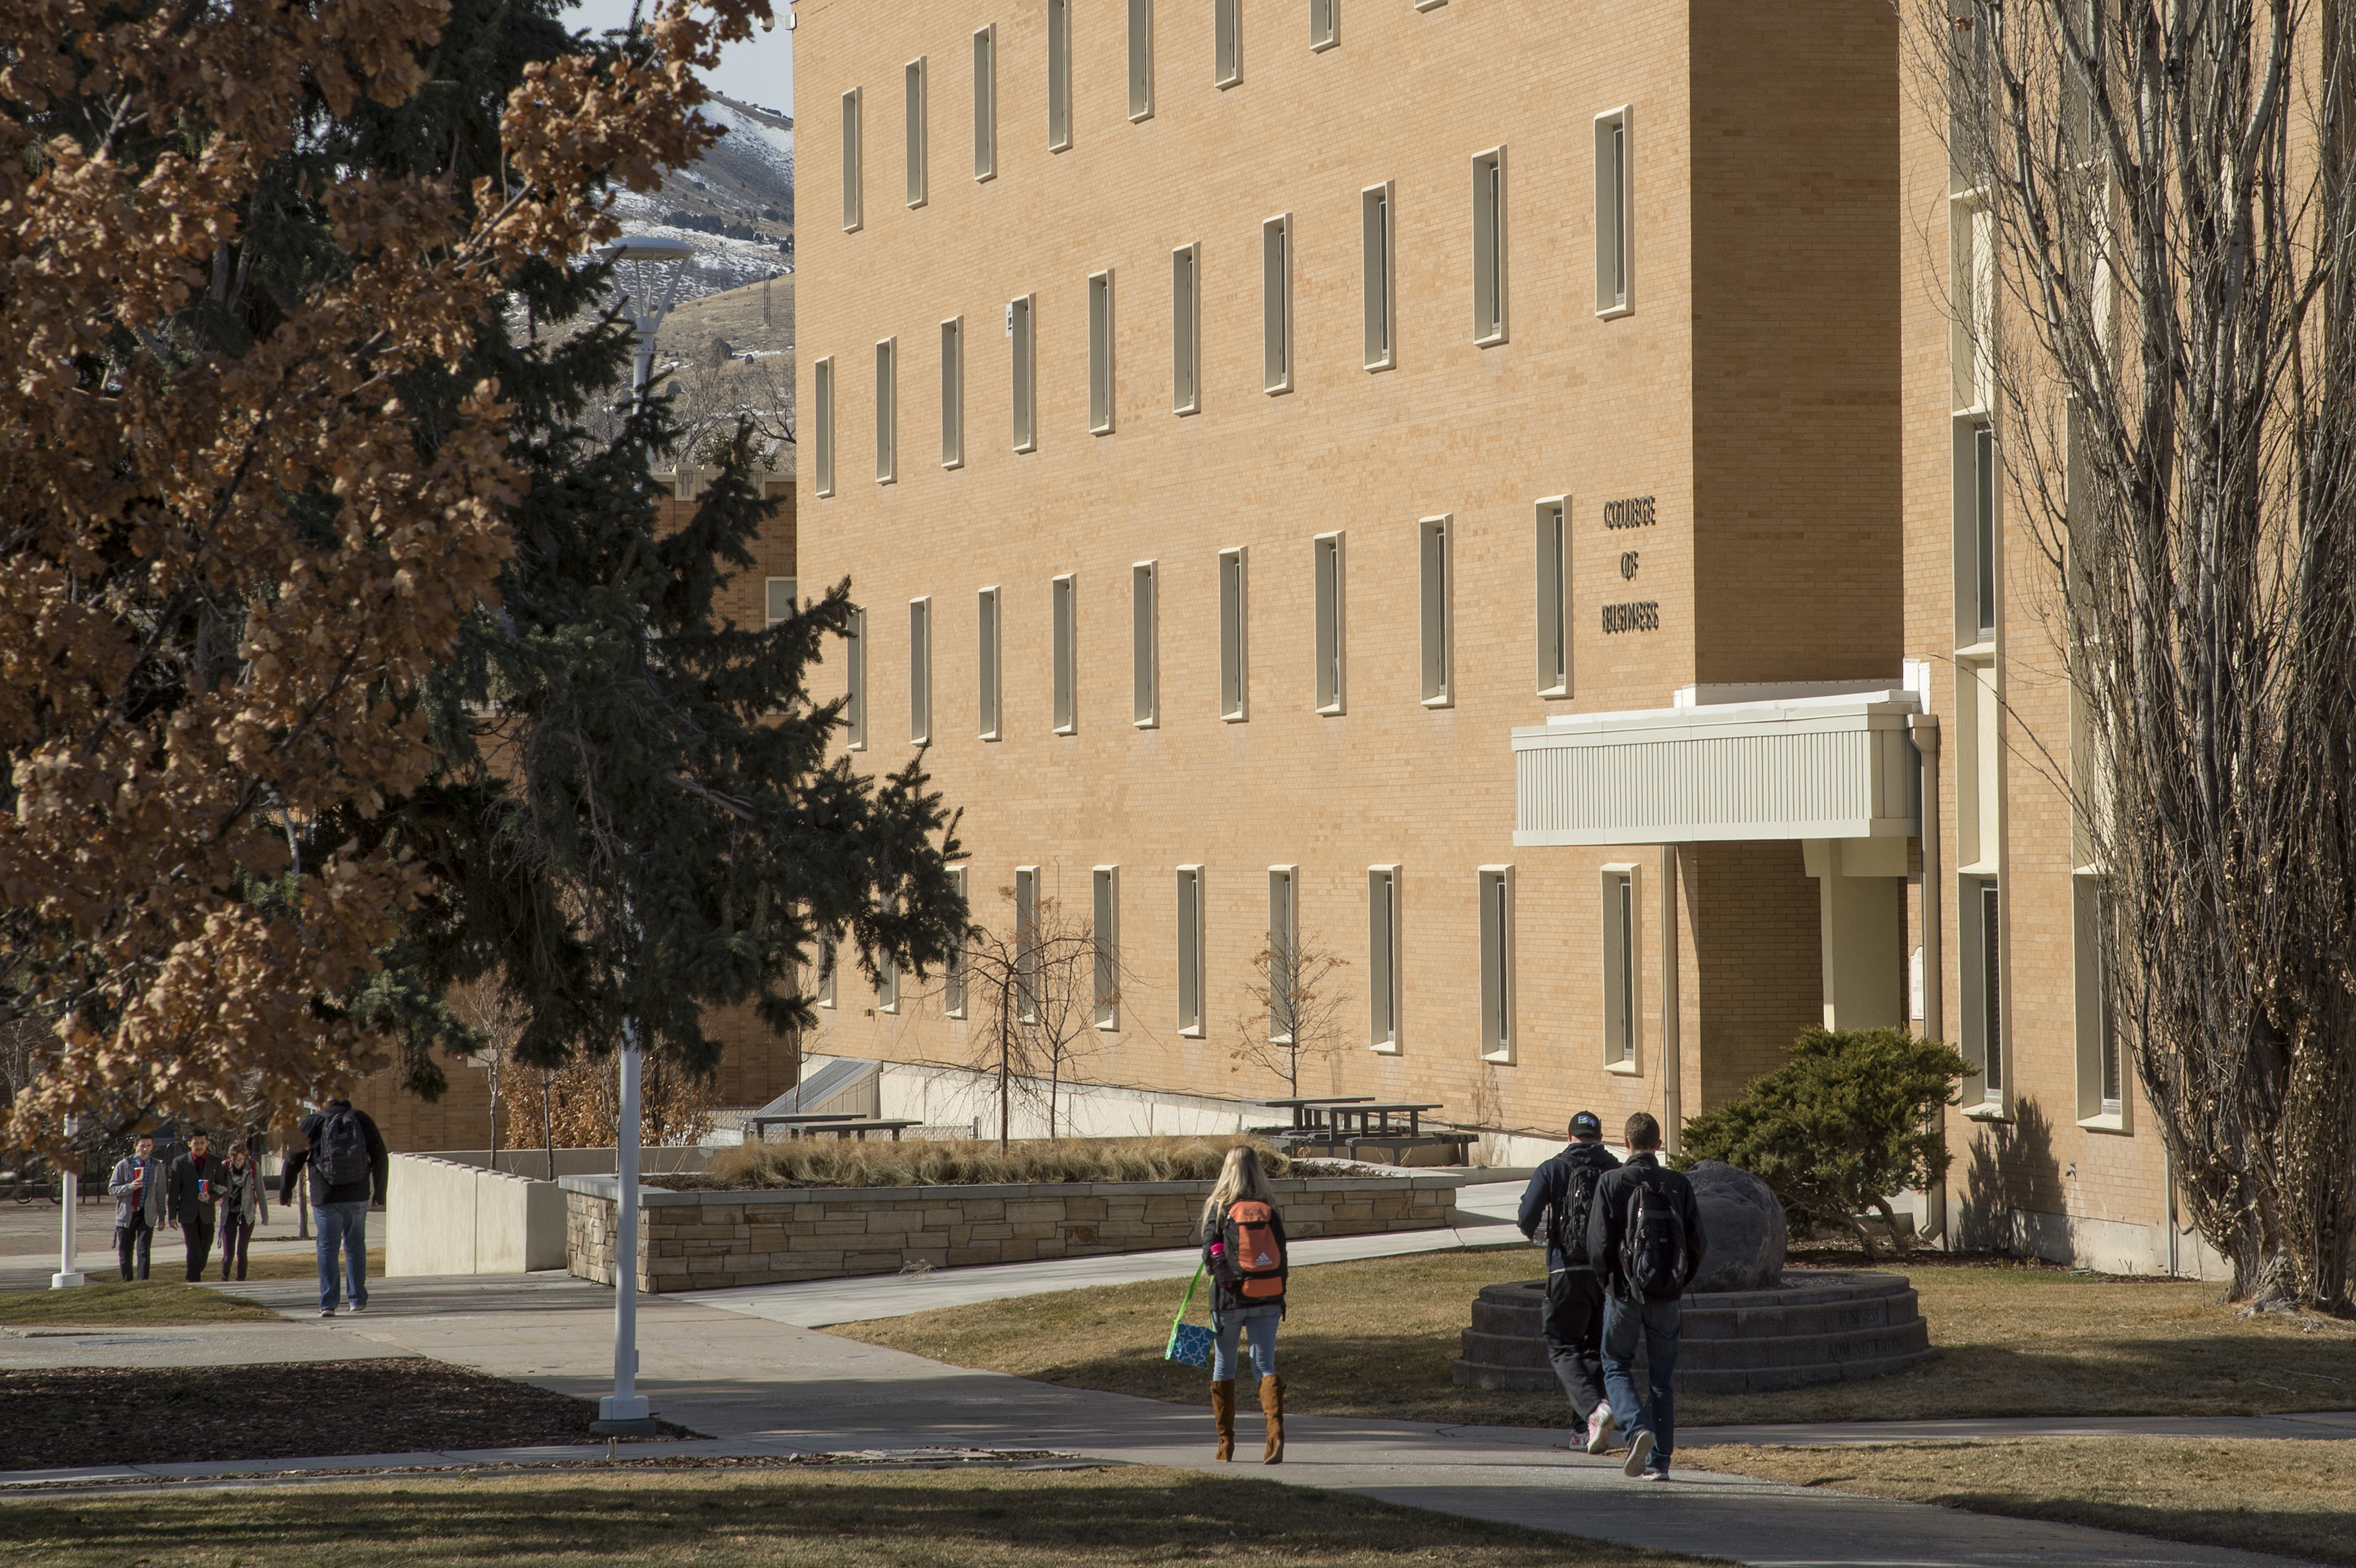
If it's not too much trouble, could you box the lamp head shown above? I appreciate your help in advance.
[600,235,698,324]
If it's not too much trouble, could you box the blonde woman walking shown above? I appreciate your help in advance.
[1200,1145,1291,1463]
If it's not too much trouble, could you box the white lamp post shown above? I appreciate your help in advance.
[51,1119,85,1290]
[589,233,695,1440]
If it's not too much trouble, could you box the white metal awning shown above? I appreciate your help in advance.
[1513,686,1923,847]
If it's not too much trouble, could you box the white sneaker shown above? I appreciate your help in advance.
[1584,1405,1617,1455]
[1641,1467,1672,1481]
[1622,1428,1656,1477]
[348,1300,368,1314]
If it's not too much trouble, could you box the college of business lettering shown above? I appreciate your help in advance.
[1600,495,1658,634]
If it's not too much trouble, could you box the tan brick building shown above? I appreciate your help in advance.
[790,0,2206,1273]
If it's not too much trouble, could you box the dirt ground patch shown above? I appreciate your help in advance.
[830,1246,2356,1428]
[1675,1436,2356,1566]
[0,1466,1730,1567]
[0,1359,695,1471]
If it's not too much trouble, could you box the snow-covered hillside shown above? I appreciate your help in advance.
[608,93,795,307]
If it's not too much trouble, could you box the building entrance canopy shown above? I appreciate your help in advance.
[1512,684,1923,848]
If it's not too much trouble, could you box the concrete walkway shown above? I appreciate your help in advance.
[29,1271,2284,1568]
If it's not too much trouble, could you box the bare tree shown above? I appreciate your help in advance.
[452,981,529,1173]
[1925,1,2356,1309]
[1230,927,1353,1098]
[961,889,1103,1145]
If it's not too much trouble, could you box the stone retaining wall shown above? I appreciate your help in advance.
[562,1173,1463,1293]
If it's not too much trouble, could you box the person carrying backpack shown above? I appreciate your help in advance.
[1516,1110,1621,1454]
[280,1093,389,1317]
[1199,1144,1289,1465]
[1585,1110,1706,1480]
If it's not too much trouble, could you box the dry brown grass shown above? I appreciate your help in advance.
[832,1247,2356,1427]
[698,1135,1291,1191]
[0,1466,1729,1567]
[1675,1436,2356,1566]
[0,1279,279,1326]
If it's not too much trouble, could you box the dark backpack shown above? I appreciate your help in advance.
[1620,1180,1689,1302]
[1224,1200,1286,1303]
[1547,1161,1606,1267]
[316,1108,370,1187]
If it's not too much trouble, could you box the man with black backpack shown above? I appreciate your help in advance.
[1515,1110,1621,1456]
[281,1092,389,1318]
[1585,1111,1706,1480]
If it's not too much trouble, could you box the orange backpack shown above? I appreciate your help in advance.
[1225,1200,1286,1302]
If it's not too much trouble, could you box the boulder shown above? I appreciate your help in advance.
[1685,1159,1786,1292]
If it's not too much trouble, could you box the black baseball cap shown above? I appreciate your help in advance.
[1569,1110,1604,1137]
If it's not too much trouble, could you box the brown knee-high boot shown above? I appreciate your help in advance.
[1211,1380,1236,1461]
[1259,1375,1285,1464]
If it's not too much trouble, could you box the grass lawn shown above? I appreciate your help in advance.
[830,1247,2356,1428]
[0,1467,1728,1567]
[1675,1436,2356,1567]
[0,1281,278,1327]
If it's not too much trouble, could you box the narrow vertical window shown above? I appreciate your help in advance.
[1471,147,1508,343]
[817,942,838,1008]
[1088,269,1115,434]
[1171,243,1201,414]
[1009,295,1036,452]
[944,865,969,1017]
[1419,515,1451,706]
[1602,864,1641,1068]
[1176,866,1205,1035]
[1594,107,1632,314]
[1132,560,1159,727]
[877,954,899,1014]
[844,606,867,750]
[1015,866,1040,1023]
[1310,0,1339,50]
[2074,875,2125,1128]
[1052,572,1078,733]
[873,337,897,485]
[1267,866,1298,1043]
[813,356,836,497]
[1479,866,1515,1064]
[1368,864,1401,1052]
[1047,0,1072,151]
[1974,421,1998,642]
[1313,532,1345,713]
[1093,866,1122,1029]
[940,316,965,469]
[1128,0,1154,120]
[973,25,998,181]
[1977,879,2004,1098]
[976,587,1003,739]
[766,577,798,628]
[1214,0,1241,86]
[1535,498,1568,695]
[1261,214,1291,393]
[1362,182,1394,370]
[842,88,864,232]
[905,57,928,207]
[1218,546,1249,720]
[908,597,932,744]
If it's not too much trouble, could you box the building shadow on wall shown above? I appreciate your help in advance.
[1954,1096,2063,1258]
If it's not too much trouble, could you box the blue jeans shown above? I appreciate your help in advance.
[1601,1290,1681,1469]
[315,1201,370,1311]
[1211,1306,1280,1381]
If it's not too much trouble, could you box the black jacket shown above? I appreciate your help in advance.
[166,1152,224,1226]
[1585,1152,1707,1299]
[281,1102,389,1207]
[1516,1141,1622,1273]
[1203,1200,1289,1315]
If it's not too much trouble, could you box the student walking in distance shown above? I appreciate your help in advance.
[109,1133,168,1281]
[167,1129,226,1282]
[1201,1145,1291,1464]
[1516,1110,1622,1455]
[217,1140,265,1282]
[281,1093,389,1318]
[1587,1111,1706,1480]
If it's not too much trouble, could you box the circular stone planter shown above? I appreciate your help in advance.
[1451,1271,1933,1396]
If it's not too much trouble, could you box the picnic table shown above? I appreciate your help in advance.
[1319,1102,1445,1138]
[1261,1096,1374,1131]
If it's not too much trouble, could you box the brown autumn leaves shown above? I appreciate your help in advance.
[0,1,776,1152]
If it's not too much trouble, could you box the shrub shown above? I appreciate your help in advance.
[1677,1027,1970,1259]
[697,1135,1292,1190]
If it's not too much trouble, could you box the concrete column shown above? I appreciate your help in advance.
[1801,838,1907,1031]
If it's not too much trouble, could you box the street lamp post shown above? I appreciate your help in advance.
[589,234,695,1440]
[51,1118,85,1290]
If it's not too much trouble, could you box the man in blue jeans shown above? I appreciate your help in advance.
[1585,1111,1706,1480]
[280,1094,389,1318]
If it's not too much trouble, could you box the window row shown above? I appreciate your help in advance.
[819,860,1654,1071]
[835,505,1575,749]
[815,127,1633,493]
